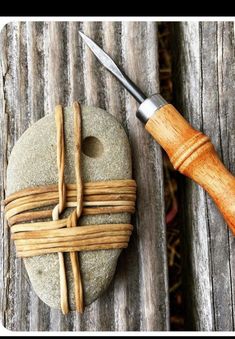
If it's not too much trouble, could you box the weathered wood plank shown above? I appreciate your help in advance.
[172,21,235,331]
[26,21,51,332]
[122,22,169,331]
[0,21,169,331]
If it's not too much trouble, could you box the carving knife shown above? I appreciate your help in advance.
[79,31,235,235]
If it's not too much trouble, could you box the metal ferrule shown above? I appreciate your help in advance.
[136,93,168,124]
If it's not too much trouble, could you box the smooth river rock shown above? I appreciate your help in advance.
[6,105,132,310]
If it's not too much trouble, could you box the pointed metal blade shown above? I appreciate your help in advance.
[79,31,146,103]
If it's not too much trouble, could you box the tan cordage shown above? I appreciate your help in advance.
[4,102,136,314]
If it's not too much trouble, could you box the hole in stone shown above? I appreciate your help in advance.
[37,269,43,275]
[82,136,104,158]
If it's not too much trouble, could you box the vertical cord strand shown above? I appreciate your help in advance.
[66,101,84,312]
[54,105,69,314]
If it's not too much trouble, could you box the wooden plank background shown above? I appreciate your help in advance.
[0,22,169,331]
[172,21,235,331]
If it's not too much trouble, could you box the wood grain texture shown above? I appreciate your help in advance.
[146,103,235,235]
[0,22,169,331]
[172,21,235,331]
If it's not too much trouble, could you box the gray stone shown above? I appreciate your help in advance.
[6,105,132,310]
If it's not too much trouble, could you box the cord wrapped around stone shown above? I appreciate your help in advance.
[4,101,136,315]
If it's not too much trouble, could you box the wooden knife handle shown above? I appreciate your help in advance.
[145,104,235,234]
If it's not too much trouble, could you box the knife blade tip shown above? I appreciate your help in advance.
[79,31,87,40]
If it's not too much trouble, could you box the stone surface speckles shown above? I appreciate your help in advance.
[6,105,132,309]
